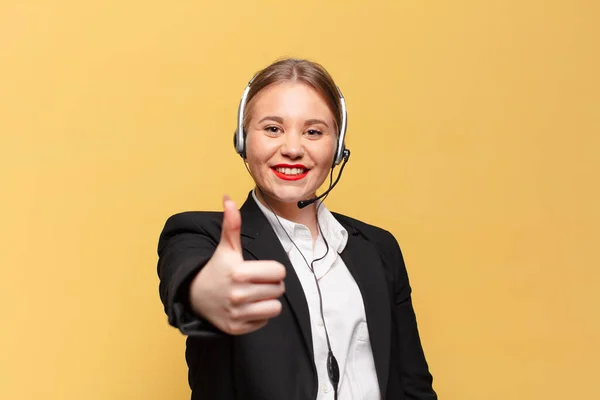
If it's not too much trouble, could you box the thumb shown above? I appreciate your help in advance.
[220,195,242,254]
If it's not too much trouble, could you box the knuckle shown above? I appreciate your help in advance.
[269,300,282,316]
[227,290,245,305]
[225,320,242,335]
[275,262,287,278]
[266,261,286,276]
[231,322,249,335]
[230,267,246,282]
[227,306,241,321]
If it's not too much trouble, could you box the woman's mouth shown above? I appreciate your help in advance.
[271,165,309,181]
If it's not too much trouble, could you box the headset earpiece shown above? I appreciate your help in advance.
[233,130,246,159]
[332,87,348,166]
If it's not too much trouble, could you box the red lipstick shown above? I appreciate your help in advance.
[271,164,309,181]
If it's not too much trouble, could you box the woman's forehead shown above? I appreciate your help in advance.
[250,81,335,121]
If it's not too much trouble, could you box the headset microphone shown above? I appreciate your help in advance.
[297,149,350,209]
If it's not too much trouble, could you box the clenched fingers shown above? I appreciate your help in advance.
[228,282,285,305]
[228,299,283,322]
[232,260,286,283]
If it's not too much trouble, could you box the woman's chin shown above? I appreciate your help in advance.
[259,187,315,206]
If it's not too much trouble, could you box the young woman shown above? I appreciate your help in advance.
[157,58,437,399]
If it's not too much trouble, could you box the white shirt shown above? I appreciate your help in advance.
[252,190,381,400]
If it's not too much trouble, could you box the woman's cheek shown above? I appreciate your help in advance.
[313,168,330,187]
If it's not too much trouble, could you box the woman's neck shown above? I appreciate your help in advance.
[255,188,319,239]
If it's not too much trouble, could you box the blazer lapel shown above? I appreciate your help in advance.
[339,231,392,396]
[237,193,392,394]
[239,193,314,361]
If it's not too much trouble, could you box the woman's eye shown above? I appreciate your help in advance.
[264,126,281,134]
[306,129,323,136]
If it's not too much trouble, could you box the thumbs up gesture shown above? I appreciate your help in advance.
[189,196,286,335]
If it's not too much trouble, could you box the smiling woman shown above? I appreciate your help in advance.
[156,58,437,400]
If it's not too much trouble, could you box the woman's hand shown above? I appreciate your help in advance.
[189,196,286,335]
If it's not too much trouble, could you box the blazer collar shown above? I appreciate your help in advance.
[238,192,391,395]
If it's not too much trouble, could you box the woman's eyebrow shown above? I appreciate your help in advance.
[304,119,329,128]
[257,116,284,124]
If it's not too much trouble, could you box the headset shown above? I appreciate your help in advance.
[233,75,349,166]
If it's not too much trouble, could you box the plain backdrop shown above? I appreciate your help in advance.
[1,0,598,399]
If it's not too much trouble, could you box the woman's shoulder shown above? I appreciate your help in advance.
[160,210,225,236]
[331,212,409,281]
[331,211,400,248]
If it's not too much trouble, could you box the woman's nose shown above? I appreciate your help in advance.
[280,132,305,159]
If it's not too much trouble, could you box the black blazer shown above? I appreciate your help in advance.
[157,192,437,399]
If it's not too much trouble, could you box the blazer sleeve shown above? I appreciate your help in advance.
[157,212,224,338]
[381,230,437,399]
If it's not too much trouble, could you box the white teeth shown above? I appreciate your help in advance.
[275,167,306,175]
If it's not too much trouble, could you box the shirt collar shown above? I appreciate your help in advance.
[251,189,348,254]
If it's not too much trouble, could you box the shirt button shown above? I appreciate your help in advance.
[321,383,331,393]
[317,318,324,327]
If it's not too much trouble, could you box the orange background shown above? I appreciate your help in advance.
[1,1,598,399]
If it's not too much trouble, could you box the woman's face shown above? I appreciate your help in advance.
[245,81,337,206]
